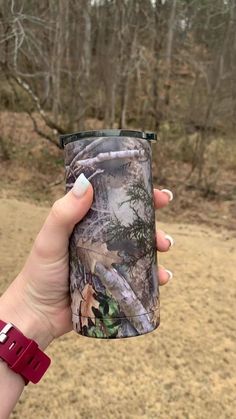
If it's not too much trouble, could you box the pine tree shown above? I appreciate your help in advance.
[107,179,155,269]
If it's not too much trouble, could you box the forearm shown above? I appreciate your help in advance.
[0,359,25,419]
[0,277,53,419]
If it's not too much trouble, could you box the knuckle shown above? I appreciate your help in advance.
[51,198,65,223]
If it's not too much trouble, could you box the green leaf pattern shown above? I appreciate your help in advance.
[83,292,121,338]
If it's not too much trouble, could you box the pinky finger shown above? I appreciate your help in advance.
[158,265,173,286]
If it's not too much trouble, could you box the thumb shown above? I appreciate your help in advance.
[32,173,94,260]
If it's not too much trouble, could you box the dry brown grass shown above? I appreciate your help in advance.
[0,198,235,419]
[0,112,235,417]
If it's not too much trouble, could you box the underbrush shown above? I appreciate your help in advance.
[0,112,235,229]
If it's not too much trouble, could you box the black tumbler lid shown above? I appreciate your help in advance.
[59,129,157,148]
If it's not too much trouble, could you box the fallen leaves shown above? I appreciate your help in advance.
[71,284,100,329]
[76,239,122,273]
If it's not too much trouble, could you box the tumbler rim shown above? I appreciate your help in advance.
[59,129,157,148]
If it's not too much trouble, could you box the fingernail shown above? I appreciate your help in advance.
[165,234,174,248]
[165,269,173,280]
[72,173,90,198]
[161,189,173,201]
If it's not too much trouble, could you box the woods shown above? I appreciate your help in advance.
[0,2,235,414]
[0,0,236,197]
[1,1,236,130]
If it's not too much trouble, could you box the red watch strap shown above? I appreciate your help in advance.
[0,320,51,384]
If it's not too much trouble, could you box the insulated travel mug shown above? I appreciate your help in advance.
[60,130,159,338]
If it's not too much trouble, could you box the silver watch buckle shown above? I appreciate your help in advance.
[0,323,13,343]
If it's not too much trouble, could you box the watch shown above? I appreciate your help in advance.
[0,320,51,384]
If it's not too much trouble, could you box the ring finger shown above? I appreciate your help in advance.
[156,229,174,252]
[158,265,173,285]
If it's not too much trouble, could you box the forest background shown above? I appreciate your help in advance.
[0,1,236,418]
[0,0,235,229]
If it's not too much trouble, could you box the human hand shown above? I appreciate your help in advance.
[0,175,174,350]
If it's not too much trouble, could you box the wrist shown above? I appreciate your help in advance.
[0,278,53,351]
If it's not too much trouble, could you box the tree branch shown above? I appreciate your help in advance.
[10,72,66,135]
[67,137,108,171]
[76,149,145,167]
[26,111,60,148]
[94,262,154,334]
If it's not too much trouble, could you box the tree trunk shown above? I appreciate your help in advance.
[83,0,91,81]
[196,9,233,185]
[51,0,64,123]
[164,0,177,107]
[151,0,166,131]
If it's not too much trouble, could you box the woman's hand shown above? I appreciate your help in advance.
[0,175,174,350]
[154,188,174,284]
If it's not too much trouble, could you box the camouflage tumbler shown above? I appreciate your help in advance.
[60,130,159,339]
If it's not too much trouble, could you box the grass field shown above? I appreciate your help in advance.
[0,112,235,418]
[0,198,235,419]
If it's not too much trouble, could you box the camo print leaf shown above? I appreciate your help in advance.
[71,284,100,329]
[76,239,122,273]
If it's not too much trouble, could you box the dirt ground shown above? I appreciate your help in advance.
[0,197,235,419]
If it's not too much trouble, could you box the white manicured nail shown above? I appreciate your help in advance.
[165,234,174,248]
[72,173,90,198]
[165,269,173,280]
[161,189,173,201]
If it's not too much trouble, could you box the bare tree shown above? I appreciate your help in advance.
[0,0,235,185]
[164,0,177,108]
